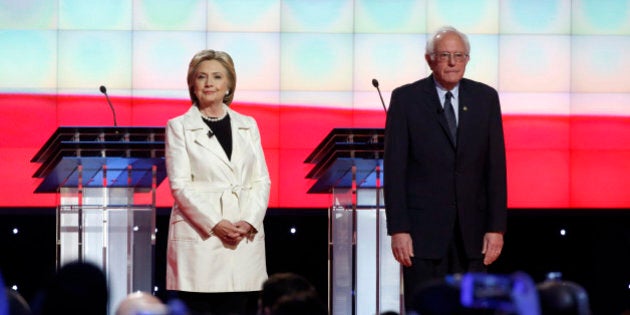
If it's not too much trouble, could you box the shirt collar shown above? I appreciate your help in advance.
[433,79,460,100]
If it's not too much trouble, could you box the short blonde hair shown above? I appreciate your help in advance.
[187,49,236,106]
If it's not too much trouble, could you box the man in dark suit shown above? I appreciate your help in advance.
[384,26,507,310]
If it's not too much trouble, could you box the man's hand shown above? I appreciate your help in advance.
[391,233,414,267]
[482,232,504,265]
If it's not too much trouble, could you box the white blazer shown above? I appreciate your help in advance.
[165,105,271,292]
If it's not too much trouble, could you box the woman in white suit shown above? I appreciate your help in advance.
[165,49,271,315]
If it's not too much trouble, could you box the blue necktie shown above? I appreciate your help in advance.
[444,91,457,143]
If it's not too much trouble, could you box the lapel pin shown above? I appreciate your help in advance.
[463,106,468,111]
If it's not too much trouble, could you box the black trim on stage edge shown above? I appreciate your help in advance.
[0,208,628,314]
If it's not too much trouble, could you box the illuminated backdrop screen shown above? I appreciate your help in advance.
[1,0,629,209]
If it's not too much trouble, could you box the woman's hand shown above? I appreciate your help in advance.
[234,220,256,240]
[212,220,244,246]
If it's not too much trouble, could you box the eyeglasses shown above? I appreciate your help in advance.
[432,52,469,62]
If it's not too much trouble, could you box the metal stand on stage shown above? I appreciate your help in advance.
[305,128,401,315]
[31,126,166,314]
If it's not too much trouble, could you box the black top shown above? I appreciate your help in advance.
[202,114,232,160]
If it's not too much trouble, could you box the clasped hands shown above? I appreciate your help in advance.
[212,219,254,246]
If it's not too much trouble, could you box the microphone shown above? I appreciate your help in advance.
[207,130,214,138]
[371,79,387,112]
[99,85,118,126]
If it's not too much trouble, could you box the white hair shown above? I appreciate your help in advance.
[425,26,471,60]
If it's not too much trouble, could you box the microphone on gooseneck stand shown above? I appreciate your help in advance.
[99,85,118,126]
[371,78,387,112]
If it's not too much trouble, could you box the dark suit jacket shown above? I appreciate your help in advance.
[384,75,507,260]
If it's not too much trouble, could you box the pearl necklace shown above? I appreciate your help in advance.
[201,110,228,122]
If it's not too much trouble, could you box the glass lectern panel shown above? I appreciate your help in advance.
[330,187,400,315]
[57,188,154,315]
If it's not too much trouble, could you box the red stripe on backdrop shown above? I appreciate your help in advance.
[0,94,629,209]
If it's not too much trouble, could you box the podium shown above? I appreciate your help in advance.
[31,126,167,314]
[305,128,401,315]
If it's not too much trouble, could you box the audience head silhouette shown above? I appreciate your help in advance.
[269,291,327,315]
[7,289,32,315]
[115,291,168,315]
[34,261,108,315]
[537,279,591,315]
[0,269,7,315]
[259,273,322,315]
